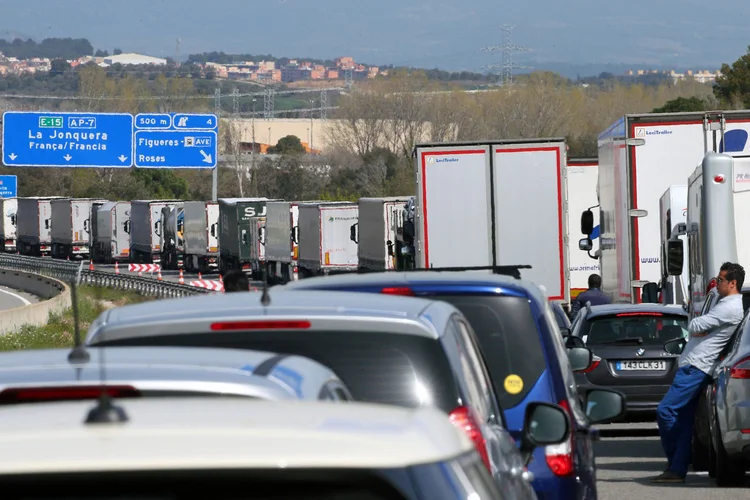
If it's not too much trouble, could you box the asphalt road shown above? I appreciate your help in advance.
[0,285,37,310]
[596,422,750,499]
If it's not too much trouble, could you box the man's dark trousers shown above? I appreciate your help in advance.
[656,365,713,476]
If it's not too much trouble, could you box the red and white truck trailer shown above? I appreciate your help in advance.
[578,111,750,303]
[413,139,569,303]
[566,157,600,299]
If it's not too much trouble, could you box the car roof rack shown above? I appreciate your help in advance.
[356,265,532,280]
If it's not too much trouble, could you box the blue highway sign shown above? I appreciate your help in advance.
[133,113,218,169]
[0,175,17,198]
[135,113,172,129]
[134,130,217,169]
[2,112,134,168]
[172,113,218,130]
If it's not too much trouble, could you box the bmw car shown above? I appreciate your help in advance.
[567,303,688,419]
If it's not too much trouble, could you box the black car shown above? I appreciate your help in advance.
[567,302,688,419]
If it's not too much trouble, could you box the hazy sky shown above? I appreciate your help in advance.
[1,0,748,71]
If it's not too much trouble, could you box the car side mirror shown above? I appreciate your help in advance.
[583,389,625,425]
[667,239,684,276]
[567,346,593,372]
[564,335,585,349]
[519,402,571,463]
[581,209,594,235]
[664,338,687,355]
[578,237,593,252]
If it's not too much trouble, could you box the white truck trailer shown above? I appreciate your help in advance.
[297,201,359,278]
[130,200,180,263]
[50,198,106,259]
[16,196,64,256]
[658,185,688,306]
[182,201,219,274]
[566,158,600,300]
[94,201,131,263]
[578,111,750,303]
[413,139,569,303]
[355,197,411,271]
[0,197,17,252]
[265,201,301,284]
[667,149,750,318]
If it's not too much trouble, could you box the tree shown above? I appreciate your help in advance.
[95,49,109,57]
[652,96,706,113]
[113,48,123,55]
[268,135,306,155]
[49,59,70,76]
[714,46,750,108]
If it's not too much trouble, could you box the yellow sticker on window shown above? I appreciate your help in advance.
[503,374,524,395]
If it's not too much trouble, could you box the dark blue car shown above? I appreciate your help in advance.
[284,270,605,500]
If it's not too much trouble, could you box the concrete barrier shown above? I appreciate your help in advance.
[0,269,71,334]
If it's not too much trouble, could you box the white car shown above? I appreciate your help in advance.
[0,397,558,499]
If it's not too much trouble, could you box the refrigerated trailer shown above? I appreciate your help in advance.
[566,158,600,299]
[182,201,219,274]
[129,200,180,263]
[667,150,750,318]
[578,111,750,303]
[0,198,17,252]
[218,197,274,275]
[160,203,185,270]
[50,198,106,259]
[88,200,108,261]
[265,201,301,284]
[658,185,688,306]
[413,139,569,303]
[16,197,64,256]
[355,197,411,271]
[94,201,131,263]
[297,201,359,277]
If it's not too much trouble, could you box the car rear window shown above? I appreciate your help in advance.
[100,331,460,414]
[430,295,546,409]
[581,313,688,346]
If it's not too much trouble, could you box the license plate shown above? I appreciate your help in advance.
[616,360,666,371]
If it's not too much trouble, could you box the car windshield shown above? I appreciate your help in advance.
[428,294,546,409]
[97,330,460,414]
[581,313,688,346]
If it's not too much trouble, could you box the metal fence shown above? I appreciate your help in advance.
[0,255,209,299]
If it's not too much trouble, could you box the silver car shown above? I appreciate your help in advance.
[0,346,353,403]
[83,288,587,499]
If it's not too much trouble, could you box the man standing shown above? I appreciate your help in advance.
[571,273,610,318]
[651,262,745,483]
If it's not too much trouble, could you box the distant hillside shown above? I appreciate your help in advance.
[0,37,94,60]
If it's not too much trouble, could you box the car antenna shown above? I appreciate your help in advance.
[260,266,271,310]
[67,263,90,364]
[84,277,128,424]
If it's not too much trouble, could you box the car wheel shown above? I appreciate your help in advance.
[690,431,709,472]
[713,408,746,486]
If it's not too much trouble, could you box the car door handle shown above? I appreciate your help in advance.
[510,467,534,482]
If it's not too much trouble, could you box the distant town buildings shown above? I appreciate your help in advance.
[625,68,722,84]
[0,51,384,84]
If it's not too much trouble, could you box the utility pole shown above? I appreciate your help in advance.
[212,88,221,201]
[309,98,314,153]
[481,24,532,85]
[264,87,275,119]
[251,97,257,172]
[320,89,328,119]
[176,38,181,67]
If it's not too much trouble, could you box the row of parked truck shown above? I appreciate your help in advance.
[0,195,414,282]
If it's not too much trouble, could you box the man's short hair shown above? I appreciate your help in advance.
[223,270,250,292]
[720,262,745,290]
[588,274,602,289]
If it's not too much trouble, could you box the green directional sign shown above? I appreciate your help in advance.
[38,116,63,128]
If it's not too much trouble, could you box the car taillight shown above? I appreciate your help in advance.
[380,287,415,296]
[545,400,574,476]
[730,356,750,379]
[210,320,311,331]
[449,406,491,471]
[576,356,601,374]
[0,385,140,404]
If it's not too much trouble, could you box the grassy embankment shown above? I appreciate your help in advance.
[0,287,156,352]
